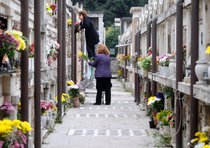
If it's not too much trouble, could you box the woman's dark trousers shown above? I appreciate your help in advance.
[96,78,112,104]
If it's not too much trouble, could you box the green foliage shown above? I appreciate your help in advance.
[141,57,151,71]
[106,26,120,49]
[156,110,172,126]
[72,0,148,27]
[163,86,174,99]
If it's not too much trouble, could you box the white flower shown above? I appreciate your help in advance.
[194,143,205,148]
[70,85,79,89]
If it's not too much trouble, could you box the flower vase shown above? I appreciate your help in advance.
[162,66,169,77]
[149,120,156,128]
[73,97,80,108]
[208,62,210,79]
[170,127,176,143]
[160,125,171,137]
[168,59,176,77]
[41,115,47,129]
[195,60,208,85]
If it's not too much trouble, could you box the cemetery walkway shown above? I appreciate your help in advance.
[43,79,156,148]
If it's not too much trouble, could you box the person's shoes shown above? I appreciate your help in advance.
[93,103,101,105]
[105,103,110,105]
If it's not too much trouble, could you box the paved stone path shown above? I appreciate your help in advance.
[43,79,156,148]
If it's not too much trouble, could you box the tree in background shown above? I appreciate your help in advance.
[72,0,148,27]
[106,25,120,55]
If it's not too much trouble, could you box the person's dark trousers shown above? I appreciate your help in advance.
[96,78,112,104]
[86,44,95,59]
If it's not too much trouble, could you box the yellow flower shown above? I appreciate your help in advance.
[7,30,27,51]
[61,93,70,103]
[138,57,144,61]
[117,69,123,76]
[203,145,210,148]
[199,137,209,143]
[195,132,202,137]
[13,120,22,130]
[67,80,75,86]
[147,96,156,105]
[20,121,32,133]
[78,51,83,58]
[205,45,210,55]
[67,19,72,26]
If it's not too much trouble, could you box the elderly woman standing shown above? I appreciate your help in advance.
[89,44,112,105]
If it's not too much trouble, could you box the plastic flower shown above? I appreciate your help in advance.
[205,45,210,55]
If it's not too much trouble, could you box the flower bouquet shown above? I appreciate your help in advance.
[47,41,60,66]
[205,44,210,55]
[0,119,32,147]
[0,30,28,71]
[156,109,172,126]
[67,18,72,27]
[46,3,57,16]
[0,101,15,119]
[68,85,80,108]
[158,54,174,67]
[147,96,164,127]
[78,51,88,61]
[190,127,210,148]
[140,56,152,72]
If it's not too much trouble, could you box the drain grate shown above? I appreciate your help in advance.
[68,129,148,137]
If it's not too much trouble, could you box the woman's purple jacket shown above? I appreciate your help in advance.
[88,54,112,78]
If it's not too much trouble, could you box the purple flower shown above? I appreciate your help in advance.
[0,141,4,147]
[0,101,15,115]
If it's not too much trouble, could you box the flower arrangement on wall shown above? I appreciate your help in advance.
[41,100,57,116]
[158,54,175,67]
[0,119,32,147]
[46,3,57,16]
[67,18,72,27]
[0,101,15,119]
[156,109,172,126]
[47,41,60,66]
[190,126,210,148]
[205,44,210,55]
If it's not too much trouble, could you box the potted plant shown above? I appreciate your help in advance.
[156,109,172,137]
[190,126,210,148]
[147,96,164,128]
[168,113,176,143]
[158,54,174,77]
[140,56,152,72]
[68,84,80,108]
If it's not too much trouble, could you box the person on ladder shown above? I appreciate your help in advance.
[78,10,100,88]
[79,10,99,59]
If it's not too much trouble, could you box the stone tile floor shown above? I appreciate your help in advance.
[43,79,156,148]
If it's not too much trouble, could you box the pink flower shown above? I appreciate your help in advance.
[0,141,4,147]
